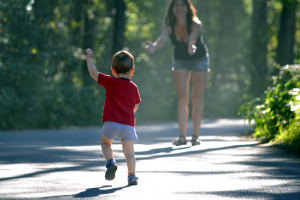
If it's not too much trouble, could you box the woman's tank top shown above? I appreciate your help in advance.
[169,24,208,60]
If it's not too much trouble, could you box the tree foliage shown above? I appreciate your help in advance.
[0,0,299,130]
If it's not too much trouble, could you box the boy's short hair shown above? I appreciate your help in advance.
[111,50,134,74]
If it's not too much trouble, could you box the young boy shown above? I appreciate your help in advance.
[85,48,141,185]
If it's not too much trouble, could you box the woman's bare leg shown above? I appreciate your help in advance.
[191,71,207,138]
[173,70,191,138]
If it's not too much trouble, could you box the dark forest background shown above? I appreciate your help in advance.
[0,0,299,130]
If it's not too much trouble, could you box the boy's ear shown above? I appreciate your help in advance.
[111,67,117,75]
[130,68,135,75]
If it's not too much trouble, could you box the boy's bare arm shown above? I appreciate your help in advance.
[133,104,139,113]
[85,48,99,81]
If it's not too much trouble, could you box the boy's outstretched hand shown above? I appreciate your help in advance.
[85,48,93,58]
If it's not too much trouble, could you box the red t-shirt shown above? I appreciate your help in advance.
[98,73,141,127]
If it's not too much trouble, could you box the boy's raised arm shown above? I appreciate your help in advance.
[85,48,99,81]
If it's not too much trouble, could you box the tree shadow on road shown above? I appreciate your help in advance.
[135,142,260,160]
[202,188,300,200]
[0,142,259,182]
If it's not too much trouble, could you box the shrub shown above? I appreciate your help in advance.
[239,65,300,152]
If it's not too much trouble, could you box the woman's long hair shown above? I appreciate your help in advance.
[164,0,198,28]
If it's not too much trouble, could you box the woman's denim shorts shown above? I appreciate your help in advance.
[172,54,210,72]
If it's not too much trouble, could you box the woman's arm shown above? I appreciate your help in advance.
[145,25,170,54]
[85,48,99,81]
[188,20,202,55]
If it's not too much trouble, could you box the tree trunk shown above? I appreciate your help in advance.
[82,0,96,85]
[275,0,297,68]
[70,0,83,45]
[249,0,268,98]
[112,0,126,55]
[67,0,83,78]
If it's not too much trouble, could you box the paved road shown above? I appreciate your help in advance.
[0,119,300,200]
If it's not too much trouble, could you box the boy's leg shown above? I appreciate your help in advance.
[121,140,136,175]
[122,140,138,185]
[101,135,117,180]
[101,135,114,161]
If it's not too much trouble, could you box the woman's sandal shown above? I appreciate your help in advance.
[191,136,201,146]
[172,135,187,146]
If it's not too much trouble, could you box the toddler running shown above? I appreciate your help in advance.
[85,48,141,185]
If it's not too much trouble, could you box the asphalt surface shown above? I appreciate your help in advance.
[0,119,300,200]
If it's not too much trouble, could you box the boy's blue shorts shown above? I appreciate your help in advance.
[102,121,138,141]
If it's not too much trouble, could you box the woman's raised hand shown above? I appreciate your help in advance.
[145,40,155,54]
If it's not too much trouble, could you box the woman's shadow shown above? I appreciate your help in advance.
[73,185,130,198]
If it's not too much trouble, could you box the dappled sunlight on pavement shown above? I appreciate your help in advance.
[0,119,300,199]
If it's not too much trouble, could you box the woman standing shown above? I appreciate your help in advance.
[145,0,209,146]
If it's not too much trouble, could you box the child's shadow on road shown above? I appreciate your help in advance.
[73,185,129,198]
